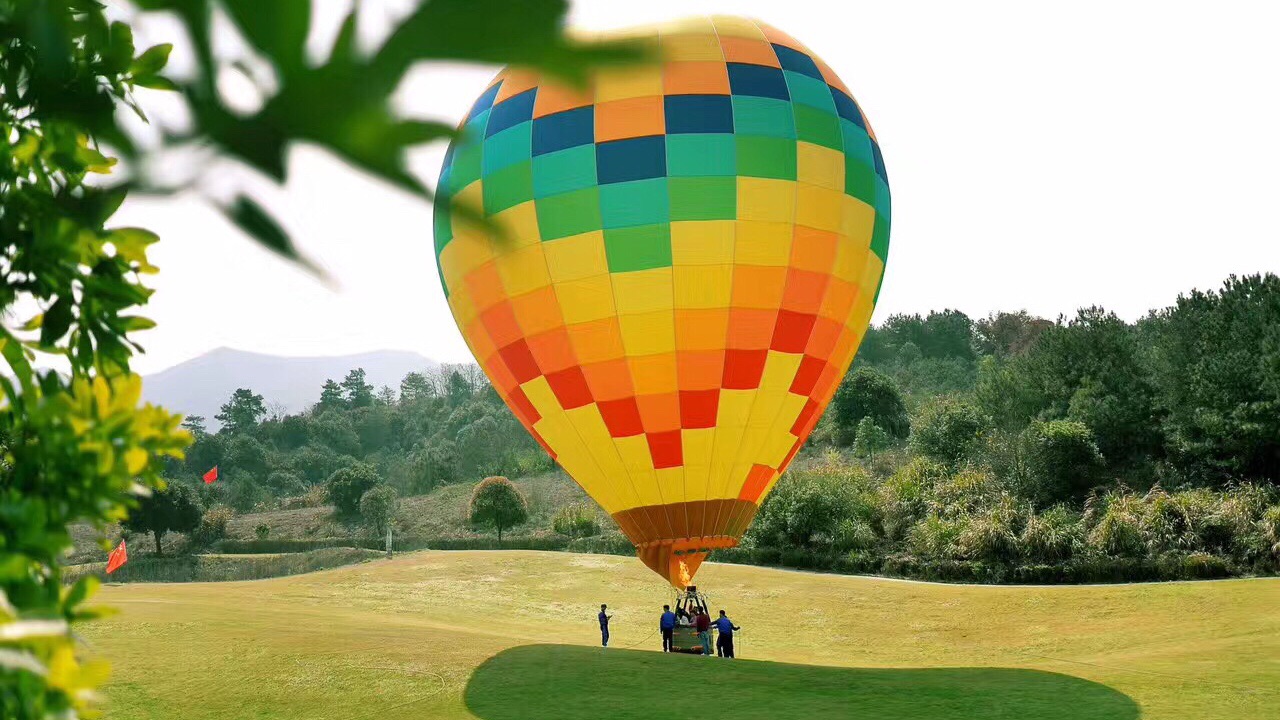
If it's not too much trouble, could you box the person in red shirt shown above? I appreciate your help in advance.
[695,607,712,656]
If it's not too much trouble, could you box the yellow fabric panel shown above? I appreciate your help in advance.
[555,275,617,324]
[564,403,635,511]
[494,243,551,297]
[795,183,844,233]
[711,15,768,40]
[671,221,735,265]
[491,202,541,248]
[737,177,796,223]
[734,221,793,266]
[618,311,677,356]
[841,195,876,242]
[544,231,608,282]
[673,265,733,309]
[797,142,845,192]
[615,435,664,506]
[661,31,724,61]
[612,268,674,315]
[594,64,664,102]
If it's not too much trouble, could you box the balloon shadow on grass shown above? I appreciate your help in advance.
[464,644,1139,720]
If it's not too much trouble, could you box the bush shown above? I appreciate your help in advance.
[360,485,399,537]
[747,464,874,550]
[852,418,891,460]
[1261,505,1280,554]
[468,476,529,543]
[255,524,271,540]
[326,463,381,516]
[1021,505,1084,562]
[190,505,235,550]
[928,468,1002,518]
[831,367,910,443]
[875,458,946,541]
[909,515,965,560]
[956,497,1023,562]
[1023,420,1104,503]
[1085,490,1146,557]
[552,504,600,538]
[910,398,988,469]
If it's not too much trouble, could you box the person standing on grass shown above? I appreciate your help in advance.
[714,610,741,658]
[695,606,712,656]
[659,604,677,652]
[599,604,612,647]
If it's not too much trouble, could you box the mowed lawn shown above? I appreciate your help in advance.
[84,551,1280,719]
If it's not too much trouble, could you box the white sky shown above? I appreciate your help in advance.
[117,0,1280,374]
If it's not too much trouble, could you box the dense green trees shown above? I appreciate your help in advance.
[169,363,547,515]
[831,367,910,442]
[216,389,267,434]
[909,399,987,469]
[755,275,1280,581]
[1147,274,1280,483]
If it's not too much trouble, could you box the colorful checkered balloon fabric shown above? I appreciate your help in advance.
[434,16,890,586]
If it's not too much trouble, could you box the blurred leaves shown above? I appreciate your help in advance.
[0,2,639,715]
[122,0,645,257]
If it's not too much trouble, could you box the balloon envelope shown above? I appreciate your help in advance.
[434,16,891,586]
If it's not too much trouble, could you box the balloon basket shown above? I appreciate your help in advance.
[670,585,711,655]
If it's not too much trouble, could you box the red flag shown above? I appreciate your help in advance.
[203,465,218,484]
[106,540,128,574]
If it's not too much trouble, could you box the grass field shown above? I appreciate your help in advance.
[84,551,1279,719]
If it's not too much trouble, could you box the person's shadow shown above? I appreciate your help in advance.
[464,644,1140,720]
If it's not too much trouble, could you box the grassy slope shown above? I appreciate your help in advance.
[85,551,1279,720]
[222,472,601,542]
[66,472,604,564]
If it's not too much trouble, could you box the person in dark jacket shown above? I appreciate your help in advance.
[659,605,677,652]
[713,610,741,658]
[598,604,611,647]
[695,607,713,656]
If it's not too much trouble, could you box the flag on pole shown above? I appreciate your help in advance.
[106,540,128,574]
[203,466,218,484]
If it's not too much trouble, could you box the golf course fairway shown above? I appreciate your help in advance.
[84,550,1279,719]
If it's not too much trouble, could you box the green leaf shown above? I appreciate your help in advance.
[374,0,648,85]
[40,296,74,347]
[121,316,157,332]
[107,21,136,74]
[109,228,160,270]
[133,74,180,91]
[390,120,454,147]
[131,43,172,75]
[220,195,294,260]
[222,0,311,75]
[64,576,99,612]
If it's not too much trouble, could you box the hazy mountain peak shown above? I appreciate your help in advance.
[143,348,438,426]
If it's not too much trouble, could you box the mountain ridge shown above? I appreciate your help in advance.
[142,347,438,427]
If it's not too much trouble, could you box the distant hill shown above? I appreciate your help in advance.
[142,347,437,427]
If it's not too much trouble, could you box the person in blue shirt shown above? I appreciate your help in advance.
[598,604,611,647]
[713,610,741,658]
[659,604,677,652]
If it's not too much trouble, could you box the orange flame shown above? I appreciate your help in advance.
[678,560,692,588]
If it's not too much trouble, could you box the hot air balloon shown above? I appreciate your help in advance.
[434,16,890,587]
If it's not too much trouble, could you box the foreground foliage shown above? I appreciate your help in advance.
[2,0,637,715]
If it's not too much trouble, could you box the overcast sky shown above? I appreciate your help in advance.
[117,0,1280,374]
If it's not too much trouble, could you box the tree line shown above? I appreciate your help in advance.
[167,364,550,514]
[750,273,1280,581]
